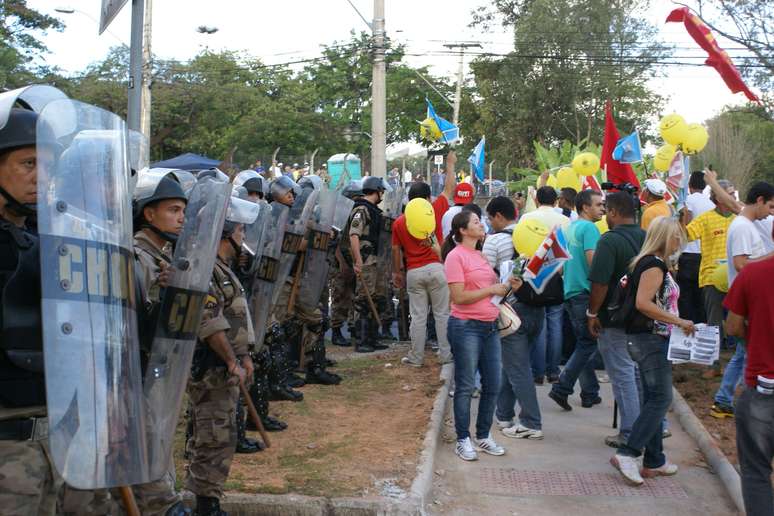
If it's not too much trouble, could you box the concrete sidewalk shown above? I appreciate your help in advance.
[427,380,738,515]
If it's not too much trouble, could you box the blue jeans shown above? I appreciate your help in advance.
[448,316,502,441]
[736,388,774,516]
[714,341,746,407]
[551,293,600,402]
[531,303,563,378]
[496,303,544,430]
[618,333,672,469]
[598,326,641,439]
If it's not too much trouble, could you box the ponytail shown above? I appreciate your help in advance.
[441,209,475,261]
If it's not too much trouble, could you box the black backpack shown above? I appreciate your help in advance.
[607,255,668,332]
[496,228,564,307]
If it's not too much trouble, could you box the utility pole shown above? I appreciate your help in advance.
[443,43,481,127]
[371,0,386,179]
[127,0,144,134]
[140,0,153,141]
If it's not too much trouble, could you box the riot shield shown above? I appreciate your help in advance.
[332,191,355,233]
[296,188,337,307]
[142,174,232,478]
[36,99,150,488]
[270,186,320,307]
[378,185,404,273]
[249,202,290,348]
[242,200,272,259]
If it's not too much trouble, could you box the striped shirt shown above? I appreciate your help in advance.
[482,223,517,272]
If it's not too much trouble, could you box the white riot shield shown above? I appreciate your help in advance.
[378,186,404,272]
[332,192,355,233]
[142,175,231,477]
[270,187,320,306]
[36,99,150,488]
[242,200,272,260]
[250,202,290,348]
[296,188,337,307]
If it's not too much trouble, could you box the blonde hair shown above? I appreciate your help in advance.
[628,216,685,272]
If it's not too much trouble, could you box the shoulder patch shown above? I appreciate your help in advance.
[205,295,218,309]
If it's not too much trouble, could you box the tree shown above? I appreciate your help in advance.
[469,0,669,168]
[0,1,63,89]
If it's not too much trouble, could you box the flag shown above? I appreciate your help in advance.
[612,131,643,164]
[468,136,485,182]
[666,7,759,103]
[582,174,603,194]
[523,226,571,294]
[600,101,640,189]
[666,150,685,192]
[426,99,460,145]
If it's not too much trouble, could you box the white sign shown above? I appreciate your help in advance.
[434,155,444,166]
[667,324,720,366]
[100,0,130,34]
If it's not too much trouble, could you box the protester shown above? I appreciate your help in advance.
[392,152,458,367]
[724,251,774,516]
[484,197,544,440]
[548,190,605,411]
[611,216,695,486]
[587,192,646,447]
[444,210,520,461]
[640,178,672,230]
[441,183,475,238]
[709,181,774,419]
[677,171,714,324]
[520,185,569,384]
[557,187,579,221]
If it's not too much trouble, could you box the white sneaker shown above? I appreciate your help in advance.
[611,454,644,486]
[641,461,678,478]
[401,356,423,368]
[475,433,506,456]
[496,418,514,429]
[502,424,544,440]
[455,437,478,461]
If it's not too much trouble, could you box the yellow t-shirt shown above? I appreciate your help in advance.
[686,209,735,287]
[641,199,673,230]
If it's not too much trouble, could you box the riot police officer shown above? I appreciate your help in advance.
[342,177,389,353]
[329,180,362,347]
[233,170,266,202]
[186,195,256,516]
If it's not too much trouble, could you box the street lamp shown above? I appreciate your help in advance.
[54,6,128,47]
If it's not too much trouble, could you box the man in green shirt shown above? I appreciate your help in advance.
[549,190,605,411]
[586,192,646,448]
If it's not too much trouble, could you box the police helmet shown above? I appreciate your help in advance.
[361,176,388,194]
[342,179,363,199]
[297,174,324,191]
[233,169,266,196]
[133,169,188,223]
[222,186,260,239]
[268,175,301,202]
[0,109,37,156]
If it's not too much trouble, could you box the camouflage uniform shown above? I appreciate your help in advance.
[0,427,62,516]
[186,256,249,499]
[130,229,185,515]
[329,258,355,331]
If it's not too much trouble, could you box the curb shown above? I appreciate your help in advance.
[183,358,452,515]
[671,387,745,515]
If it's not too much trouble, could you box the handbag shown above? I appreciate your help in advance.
[497,302,522,338]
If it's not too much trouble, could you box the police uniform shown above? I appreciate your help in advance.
[186,256,249,501]
[328,236,356,345]
[345,198,388,352]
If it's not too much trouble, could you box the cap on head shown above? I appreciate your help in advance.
[453,183,474,205]
[644,178,667,198]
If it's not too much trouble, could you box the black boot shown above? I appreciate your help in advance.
[380,320,397,341]
[349,322,359,347]
[235,400,264,454]
[269,384,304,401]
[331,326,350,347]
[165,501,192,516]
[355,317,374,353]
[370,317,389,350]
[286,372,306,388]
[195,496,226,516]
[260,414,288,432]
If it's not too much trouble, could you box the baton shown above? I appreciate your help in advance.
[356,270,382,327]
[119,486,140,516]
[239,379,271,448]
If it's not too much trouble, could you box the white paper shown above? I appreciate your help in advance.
[491,259,515,305]
[668,324,720,365]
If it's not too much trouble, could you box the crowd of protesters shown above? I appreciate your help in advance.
[390,164,774,514]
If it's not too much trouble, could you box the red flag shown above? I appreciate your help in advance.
[600,101,640,189]
[666,7,759,103]
[582,174,602,193]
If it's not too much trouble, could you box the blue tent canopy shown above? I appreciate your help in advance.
[150,152,222,171]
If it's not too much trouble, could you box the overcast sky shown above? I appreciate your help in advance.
[30,0,756,137]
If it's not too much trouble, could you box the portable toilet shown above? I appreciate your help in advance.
[327,153,362,188]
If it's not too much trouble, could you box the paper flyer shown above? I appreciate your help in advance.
[667,324,720,365]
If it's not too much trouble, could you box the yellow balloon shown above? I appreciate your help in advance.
[419,117,441,141]
[711,262,729,293]
[659,113,688,146]
[572,152,600,176]
[556,167,581,191]
[654,143,676,172]
[535,174,558,189]
[405,198,436,240]
[512,218,549,257]
[682,123,709,154]
[595,218,609,234]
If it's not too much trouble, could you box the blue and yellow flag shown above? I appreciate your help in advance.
[468,136,485,181]
[420,99,460,145]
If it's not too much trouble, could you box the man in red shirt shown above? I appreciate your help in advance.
[724,253,774,516]
[392,151,457,367]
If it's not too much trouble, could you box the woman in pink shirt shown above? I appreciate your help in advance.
[443,210,522,462]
